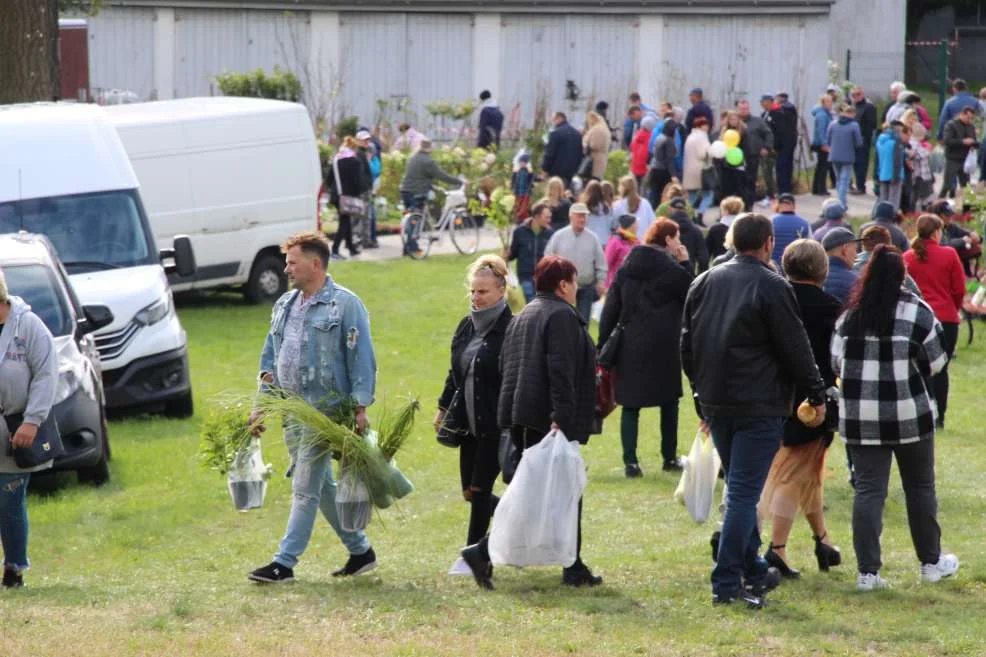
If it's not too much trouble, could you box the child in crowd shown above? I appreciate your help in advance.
[908,123,934,211]
[511,152,535,222]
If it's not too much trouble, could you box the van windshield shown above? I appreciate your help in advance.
[0,190,157,273]
[0,264,75,337]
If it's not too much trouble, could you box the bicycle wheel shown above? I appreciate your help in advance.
[404,211,435,260]
[450,210,480,255]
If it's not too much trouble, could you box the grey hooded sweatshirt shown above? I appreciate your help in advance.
[0,296,58,473]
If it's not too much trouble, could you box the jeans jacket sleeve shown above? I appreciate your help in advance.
[342,296,377,407]
[257,299,282,393]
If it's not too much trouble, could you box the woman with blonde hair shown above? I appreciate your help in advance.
[706,196,744,260]
[758,239,843,579]
[612,175,656,238]
[436,254,514,574]
[538,176,573,231]
[583,111,612,181]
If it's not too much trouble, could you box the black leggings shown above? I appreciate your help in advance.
[933,322,959,425]
[460,435,501,545]
[332,214,355,254]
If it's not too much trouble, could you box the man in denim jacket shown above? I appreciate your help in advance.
[248,232,378,584]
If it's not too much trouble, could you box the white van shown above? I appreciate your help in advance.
[0,103,196,416]
[105,98,321,303]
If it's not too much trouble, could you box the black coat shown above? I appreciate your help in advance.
[854,98,878,143]
[507,222,554,279]
[542,121,583,180]
[438,307,513,441]
[327,153,372,208]
[783,283,841,446]
[598,245,692,408]
[670,210,710,274]
[770,103,799,151]
[549,199,572,231]
[681,255,827,418]
[498,293,597,444]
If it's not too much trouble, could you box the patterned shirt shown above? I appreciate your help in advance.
[831,290,947,446]
[276,291,317,393]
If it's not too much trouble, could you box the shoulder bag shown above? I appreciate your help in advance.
[597,279,643,370]
[4,413,64,469]
[333,156,368,220]
[436,389,469,448]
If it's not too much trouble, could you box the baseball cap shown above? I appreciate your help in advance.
[775,91,790,99]
[355,129,372,141]
[617,214,637,230]
[641,115,658,132]
[872,201,896,221]
[569,202,590,216]
[777,193,796,204]
[760,94,774,102]
[669,197,687,210]
[690,87,703,96]
[821,227,862,251]
[929,200,955,216]
[823,203,846,221]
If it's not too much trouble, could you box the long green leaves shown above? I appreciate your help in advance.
[198,401,253,477]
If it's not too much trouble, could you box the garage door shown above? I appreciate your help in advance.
[87,6,156,101]
[501,14,638,126]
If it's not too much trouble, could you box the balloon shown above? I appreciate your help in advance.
[722,129,741,149]
[709,141,728,159]
[725,147,744,166]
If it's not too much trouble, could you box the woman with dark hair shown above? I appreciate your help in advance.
[599,219,692,477]
[758,239,843,579]
[579,180,615,248]
[436,255,513,575]
[902,214,966,430]
[648,121,680,207]
[832,244,958,591]
[460,256,601,590]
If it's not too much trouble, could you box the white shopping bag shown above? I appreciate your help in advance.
[488,429,587,567]
[673,430,721,524]
[964,149,978,176]
[227,437,272,511]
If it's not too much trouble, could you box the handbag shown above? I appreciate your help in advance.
[332,156,368,219]
[701,166,719,192]
[595,366,617,420]
[4,413,64,469]
[577,148,594,179]
[436,389,468,448]
[597,280,643,370]
[498,428,521,484]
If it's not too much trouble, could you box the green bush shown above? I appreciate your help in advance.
[334,116,359,140]
[213,67,302,102]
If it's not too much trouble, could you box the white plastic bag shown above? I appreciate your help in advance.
[336,469,372,531]
[929,145,945,175]
[227,437,272,512]
[488,429,587,567]
[964,149,978,176]
[673,430,721,524]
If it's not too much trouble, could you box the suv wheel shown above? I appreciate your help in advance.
[78,408,111,486]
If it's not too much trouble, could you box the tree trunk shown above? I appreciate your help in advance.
[0,0,60,104]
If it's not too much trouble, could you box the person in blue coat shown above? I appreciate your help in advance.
[541,111,583,188]
[770,193,812,272]
[937,79,982,141]
[685,88,714,133]
[825,104,864,209]
[810,96,835,195]
[820,228,861,306]
[875,123,908,210]
[477,90,504,150]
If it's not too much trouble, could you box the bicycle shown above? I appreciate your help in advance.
[400,183,480,260]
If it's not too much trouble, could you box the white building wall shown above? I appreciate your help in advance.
[87,6,156,100]
[829,0,906,98]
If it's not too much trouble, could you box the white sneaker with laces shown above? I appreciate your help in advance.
[857,572,890,591]
[921,554,959,583]
[448,556,474,576]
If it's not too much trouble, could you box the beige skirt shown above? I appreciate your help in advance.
[758,439,828,522]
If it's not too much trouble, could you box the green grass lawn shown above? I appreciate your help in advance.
[2,254,985,656]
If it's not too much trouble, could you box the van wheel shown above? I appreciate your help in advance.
[164,391,194,418]
[78,410,111,486]
[244,254,287,304]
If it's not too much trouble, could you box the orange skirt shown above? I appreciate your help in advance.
[758,439,828,522]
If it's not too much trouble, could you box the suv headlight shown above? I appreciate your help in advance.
[135,291,173,327]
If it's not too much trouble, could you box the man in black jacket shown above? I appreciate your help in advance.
[939,106,978,198]
[681,213,826,608]
[541,112,583,189]
[505,203,555,301]
[850,86,878,194]
[477,90,504,150]
[737,99,773,206]
[770,92,799,195]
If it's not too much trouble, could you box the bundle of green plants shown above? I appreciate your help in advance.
[199,401,253,477]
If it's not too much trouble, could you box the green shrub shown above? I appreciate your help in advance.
[213,67,302,102]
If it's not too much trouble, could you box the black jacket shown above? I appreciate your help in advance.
[783,283,841,446]
[327,153,372,208]
[549,199,572,231]
[542,121,583,180]
[478,105,504,150]
[498,293,597,444]
[705,223,729,261]
[742,115,774,154]
[670,210,710,274]
[770,103,799,151]
[438,307,513,440]
[507,222,554,279]
[854,98,878,143]
[942,118,977,162]
[681,254,826,418]
[598,246,692,408]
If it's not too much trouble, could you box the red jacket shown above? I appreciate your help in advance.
[903,239,966,324]
[630,128,653,177]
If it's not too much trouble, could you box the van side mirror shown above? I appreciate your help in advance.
[80,304,114,334]
[161,235,196,277]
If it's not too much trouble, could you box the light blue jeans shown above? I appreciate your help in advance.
[0,473,30,572]
[688,190,714,217]
[274,427,370,569]
[833,162,853,210]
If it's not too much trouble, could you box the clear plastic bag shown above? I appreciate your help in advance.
[227,437,271,512]
[674,430,721,524]
[488,429,587,568]
[336,468,372,531]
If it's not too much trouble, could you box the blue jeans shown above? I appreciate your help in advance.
[707,416,784,597]
[400,191,427,255]
[519,277,535,303]
[0,473,30,572]
[833,162,853,209]
[274,427,370,569]
[688,190,714,217]
[575,285,597,323]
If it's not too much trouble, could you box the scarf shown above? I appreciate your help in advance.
[470,298,506,337]
[616,228,639,243]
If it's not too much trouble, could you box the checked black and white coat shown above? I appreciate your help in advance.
[831,289,947,446]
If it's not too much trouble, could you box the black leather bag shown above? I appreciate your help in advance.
[701,166,719,192]
[436,389,469,448]
[597,279,642,370]
[498,428,521,484]
[4,412,64,469]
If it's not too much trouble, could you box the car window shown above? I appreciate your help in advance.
[0,263,74,336]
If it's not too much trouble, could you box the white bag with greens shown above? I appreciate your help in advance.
[227,438,271,511]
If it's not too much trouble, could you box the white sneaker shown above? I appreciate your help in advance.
[857,572,891,591]
[448,556,473,576]
[921,554,959,583]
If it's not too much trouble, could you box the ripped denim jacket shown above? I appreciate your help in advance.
[258,277,376,411]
